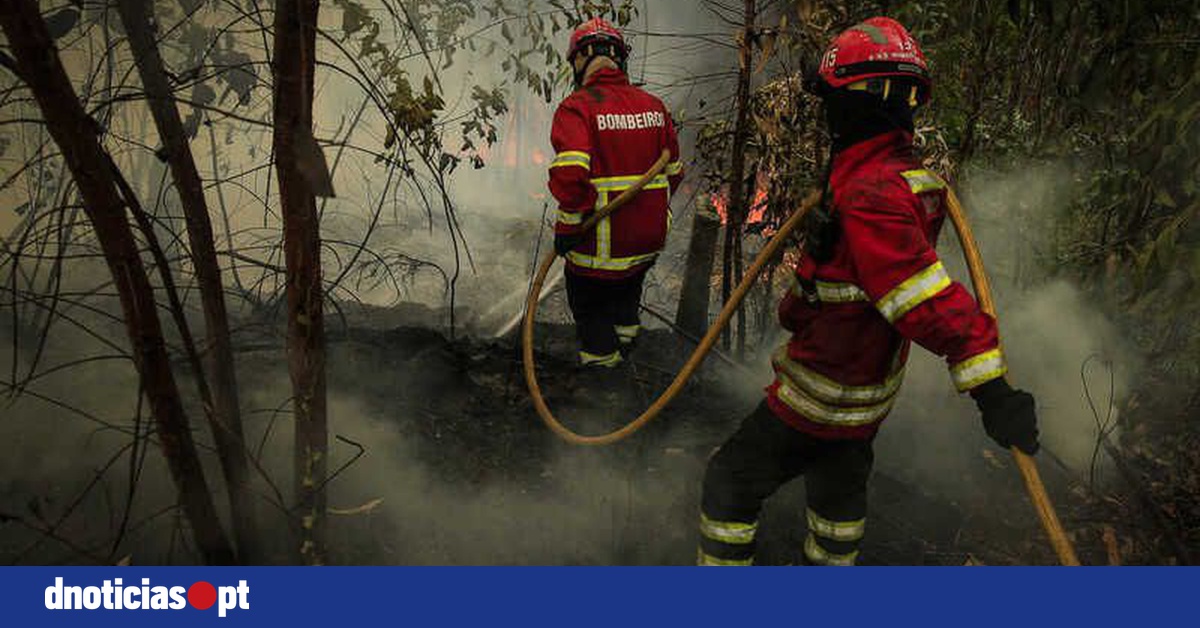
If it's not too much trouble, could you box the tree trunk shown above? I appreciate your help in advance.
[720,0,756,351]
[0,0,235,565]
[272,0,327,566]
[115,0,259,563]
[676,200,721,339]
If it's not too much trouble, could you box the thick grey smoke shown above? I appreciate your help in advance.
[876,160,1136,498]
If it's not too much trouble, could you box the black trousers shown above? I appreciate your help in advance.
[699,401,875,565]
[565,268,647,366]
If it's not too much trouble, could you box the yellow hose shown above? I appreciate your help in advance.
[520,157,1079,564]
[521,148,821,445]
[944,187,1081,566]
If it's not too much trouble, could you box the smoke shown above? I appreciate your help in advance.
[874,159,1139,497]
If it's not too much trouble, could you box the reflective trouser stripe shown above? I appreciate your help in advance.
[579,350,622,367]
[615,324,640,344]
[699,514,757,545]
[697,550,753,566]
[950,347,1007,391]
[665,161,683,176]
[806,508,866,542]
[876,261,953,323]
[804,533,859,566]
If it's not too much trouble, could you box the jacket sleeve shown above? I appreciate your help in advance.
[841,182,1006,393]
[548,101,596,236]
[664,109,684,193]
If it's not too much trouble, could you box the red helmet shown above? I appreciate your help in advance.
[814,17,930,102]
[567,18,628,62]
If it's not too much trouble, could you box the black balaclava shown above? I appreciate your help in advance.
[802,80,920,263]
[572,41,628,88]
[823,86,916,154]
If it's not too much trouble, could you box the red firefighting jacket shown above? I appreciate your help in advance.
[548,67,684,279]
[766,129,1006,440]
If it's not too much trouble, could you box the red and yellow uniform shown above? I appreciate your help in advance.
[766,129,1005,440]
[548,66,683,281]
[548,64,683,368]
[699,17,1037,568]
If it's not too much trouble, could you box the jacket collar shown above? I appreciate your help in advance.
[583,66,629,88]
[830,129,913,182]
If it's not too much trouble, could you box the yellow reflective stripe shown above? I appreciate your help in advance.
[900,169,946,194]
[773,347,902,406]
[564,186,663,272]
[804,534,858,566]
[556,209,584,225]
[700,514,757,545]
[665,161,683,176]
[775,377,896,427]
[567,250,659,271]
[550,151,591,170]
[615,324,640,341]
[791,278,869,303]
[580,350,622,367]
[697,549,753,566]
[950,348,1007,392]
[806,508,865,542]
[591,174,670,192]
[876,261,952,323]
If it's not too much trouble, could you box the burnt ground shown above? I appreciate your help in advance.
[222,306,1183,566]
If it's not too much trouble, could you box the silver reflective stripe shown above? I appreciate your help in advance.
[775,377,896,426]
[615,324,640,342]
[699,514,757,545]
[567,250,659,272]
[950,348,1007,392]
[697,549,753,566]
[773,347,903,406]
[556,209,583,225]
[817,281,869,303]
[562,178,669,272]
[900,169,946,194]
[550,151,591,170]
[591,174,670,192]
[806,508,865,542]
[791,278,869,303]
[875,261,952,323]
[804,534,858,566]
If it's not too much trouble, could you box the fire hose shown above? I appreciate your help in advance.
[944,188,1081,566]
[521,149,1080,564]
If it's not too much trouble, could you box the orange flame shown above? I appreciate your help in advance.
[710,186,772,234]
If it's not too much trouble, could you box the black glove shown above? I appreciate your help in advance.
[971,378,1040,455]
[555,232,585,257]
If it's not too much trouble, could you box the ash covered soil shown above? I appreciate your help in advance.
[234,305,1138,566]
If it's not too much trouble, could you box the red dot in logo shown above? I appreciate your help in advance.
[188,581,217,610]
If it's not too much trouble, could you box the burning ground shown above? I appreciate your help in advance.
[218,302,1154,566]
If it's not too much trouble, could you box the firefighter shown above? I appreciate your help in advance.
[697,17,1040,566]
[547,18,684,387]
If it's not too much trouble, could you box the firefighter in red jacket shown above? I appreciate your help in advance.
[548,18,683,383]
[697,17,1040,566]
